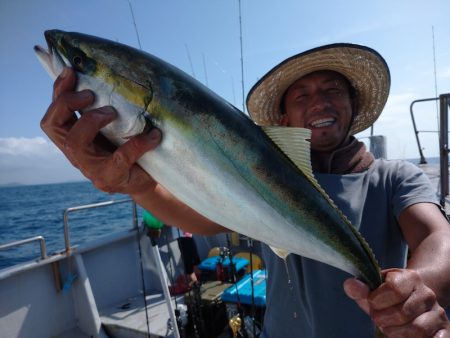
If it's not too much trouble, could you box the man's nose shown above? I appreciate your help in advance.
[309,90,332,113]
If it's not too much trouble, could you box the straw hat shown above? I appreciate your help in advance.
[246,43,390,135]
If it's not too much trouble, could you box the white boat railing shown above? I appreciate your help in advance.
[63,198,138,253]
[410,93,450,206]
[0,235,47,260]
[0,198,138,267]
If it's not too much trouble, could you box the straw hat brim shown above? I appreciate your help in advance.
[246,43,390,135]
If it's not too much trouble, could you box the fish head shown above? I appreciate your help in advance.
[34,30,155,142]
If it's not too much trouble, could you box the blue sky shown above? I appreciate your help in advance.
[0,0,449,185]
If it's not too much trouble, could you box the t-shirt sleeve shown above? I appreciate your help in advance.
[392,161,440,218]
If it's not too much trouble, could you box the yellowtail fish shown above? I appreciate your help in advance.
[35,30,381,289]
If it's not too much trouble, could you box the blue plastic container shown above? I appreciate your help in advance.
[198,256,249,272]
[221,269,266,307]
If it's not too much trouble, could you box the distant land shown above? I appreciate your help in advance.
[0,182,24,187]
[0,179,87,188]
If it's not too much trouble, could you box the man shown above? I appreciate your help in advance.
[41,43,450,337]
[245,44,450,337]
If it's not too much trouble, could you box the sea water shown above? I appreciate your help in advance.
[0,181,141,270]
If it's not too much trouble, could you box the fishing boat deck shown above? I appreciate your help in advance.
[56,327,90,338]
[100,293,183,338]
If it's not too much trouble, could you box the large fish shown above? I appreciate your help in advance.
[35,30,381,289]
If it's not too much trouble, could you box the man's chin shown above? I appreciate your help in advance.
[310,136,350,153]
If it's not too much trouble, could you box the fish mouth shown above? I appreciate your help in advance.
[34,30,68,80]
[43,30,59,49]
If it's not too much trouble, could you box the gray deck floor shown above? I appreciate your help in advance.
[100,293,183,338]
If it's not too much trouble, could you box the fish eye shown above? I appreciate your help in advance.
[73,55,83,67]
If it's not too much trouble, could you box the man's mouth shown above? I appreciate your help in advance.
[309,117,336,128]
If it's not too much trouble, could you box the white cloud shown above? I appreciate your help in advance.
[383,92,416,120]
[356,91,442,160]
[0,137,84,185]
[0,136,59,157]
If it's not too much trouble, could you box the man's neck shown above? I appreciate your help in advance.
[311,137,352,172]
[311,137,374,174]
[311,150,335,173]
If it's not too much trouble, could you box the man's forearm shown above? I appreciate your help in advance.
[132,183,228,236]
[407,230,450,306]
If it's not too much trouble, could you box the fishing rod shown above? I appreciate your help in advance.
[175,228,205,338]
[238,0,246,114]
[247,237,257,337]
[224,234,248,338]
[143,212,181,338]
[236,1,260,336]
[136,219,152,337]
[125,4,154,336]
[165,229,191,338]
[127,3,185,336]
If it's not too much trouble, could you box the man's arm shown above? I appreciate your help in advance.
[401,203,450,305]
[41,67,227,236]
[344,202,450,337]
[133,182,228,235]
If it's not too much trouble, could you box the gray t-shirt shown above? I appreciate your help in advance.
[261,159,439,338]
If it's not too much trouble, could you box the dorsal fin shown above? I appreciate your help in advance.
[262,126,314,180]
[262,126,380,276]
[262,126,341,216]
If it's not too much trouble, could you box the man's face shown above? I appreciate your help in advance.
[281,70,354,152]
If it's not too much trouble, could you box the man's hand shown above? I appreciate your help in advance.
[344,268,450,338]
[40,67,226,235]
[40,67,160,196]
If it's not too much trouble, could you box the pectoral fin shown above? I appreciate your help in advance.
[269,245,290,260]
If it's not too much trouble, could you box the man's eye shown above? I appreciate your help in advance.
[295,93,308,100]
[326,87,344,96]
[327,87,341,93]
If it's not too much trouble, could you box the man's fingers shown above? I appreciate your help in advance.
[119,128,162,159]
[43,66,95,141]
[93,129,161,193]
[52,67,76,101]
[371,286,436,327]
[65,106,117,153]
[343,278,370,299]
[40,67,162,197]
[382,304,449,338]
[76,128,161,194]
[343,278,371,314]
[345,270,450,337]
[109,128,162,169]
[434,329,450,338]
[41,90,95,140]
[369,269,419,311]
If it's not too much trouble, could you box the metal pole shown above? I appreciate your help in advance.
[410,97,439,164]
[149,239,181,338]
[439,94,450,206]
[63,198,132,253]
[0,236,47,260]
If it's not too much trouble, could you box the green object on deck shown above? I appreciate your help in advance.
[142,210,164,230]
